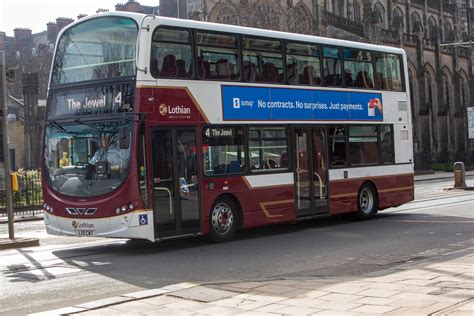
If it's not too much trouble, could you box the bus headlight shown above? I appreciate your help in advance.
[115,203,134,214]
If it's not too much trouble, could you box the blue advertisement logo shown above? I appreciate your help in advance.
[222,86,383,121]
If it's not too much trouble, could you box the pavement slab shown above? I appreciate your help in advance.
[0,237,39,250]
[169,285,240,303]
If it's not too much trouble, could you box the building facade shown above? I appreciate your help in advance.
[161,0,473,171]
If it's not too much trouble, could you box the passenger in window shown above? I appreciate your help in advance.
[243,61,257,81]
[196,57,205,79]
[280,152,288,168]
[343,69,354,87]
[216,58,231,80]
[287,64,299,84]
[150,58,160,77]
[260,62,278,82]
[203,61,211,79]
[355,71,374,88]
[264,159,277,169]
[302,66,321,85]
[176,59,188,78]
[160,54,178,77]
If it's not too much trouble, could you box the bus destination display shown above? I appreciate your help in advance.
[48,84,135,118]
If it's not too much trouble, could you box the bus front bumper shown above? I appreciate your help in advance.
[43,210,154,241]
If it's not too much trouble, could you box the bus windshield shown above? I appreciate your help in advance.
[51,16,138,85]
[44,120,132,197]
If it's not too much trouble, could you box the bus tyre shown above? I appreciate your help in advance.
[209,198,238,242]
[356,183,378,220]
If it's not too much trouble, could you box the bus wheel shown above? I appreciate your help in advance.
[357,183,378,220]
[209,198,238,242]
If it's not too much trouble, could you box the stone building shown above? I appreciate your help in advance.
[161,0,473,171]
[0,17,74,169]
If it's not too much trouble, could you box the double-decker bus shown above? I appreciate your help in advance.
[42,12,414,242]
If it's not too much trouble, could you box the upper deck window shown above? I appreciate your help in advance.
[286,42,321,85]
[195,32,239,80]
[151,27,192,79]
[343,48,374,89]
[375,53,403,91]
[323,47,342,86]
[242,37,283,83]
[51,17,138,85]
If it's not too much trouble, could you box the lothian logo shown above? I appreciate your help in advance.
[159,103,168,116]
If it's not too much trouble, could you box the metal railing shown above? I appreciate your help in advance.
[0,169,43,217]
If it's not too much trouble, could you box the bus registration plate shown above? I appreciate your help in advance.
[75,229,96,237]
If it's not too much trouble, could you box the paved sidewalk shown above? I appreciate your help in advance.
[34,248,474,316]
[414,170,474,182]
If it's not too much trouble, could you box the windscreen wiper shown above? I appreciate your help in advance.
[49,120,67,132]
[75,118,104,132]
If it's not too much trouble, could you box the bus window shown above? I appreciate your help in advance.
[202,126,245,175]
[286,42,321,85]
[249,127,289,172]
[328,126,347,167]
[343,48,374,89]
[375,53,403,91]
[380,125,395,164]
[349,126,379,165]
[242,37,283,83]
[51,17,138,85]
[323,47,342,86]
[151,27,192,79]
[196,32,239,80]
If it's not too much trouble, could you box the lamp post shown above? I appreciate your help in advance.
[0,50,15,239]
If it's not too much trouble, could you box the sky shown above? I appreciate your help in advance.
[0,0,160,36]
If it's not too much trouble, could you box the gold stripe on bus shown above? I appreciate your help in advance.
[331,192,358,199]
[379,186,414,193]
[259,199,294,218]
[331,186,414,199]
[241,176,293,190]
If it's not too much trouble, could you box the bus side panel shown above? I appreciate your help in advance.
[328,173,414,215]
[378,173,414,210]
[200,176,295,234]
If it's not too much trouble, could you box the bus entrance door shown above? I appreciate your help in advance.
[294,127,328,217]
[151,128,201,239]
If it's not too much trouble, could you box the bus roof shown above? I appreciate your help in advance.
[65,12,406,57]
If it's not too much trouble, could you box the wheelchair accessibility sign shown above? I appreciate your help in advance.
[139,214,148,226]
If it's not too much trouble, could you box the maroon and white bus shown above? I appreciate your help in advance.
[42,12,414,242]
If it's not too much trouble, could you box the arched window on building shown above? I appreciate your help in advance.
[353,1,361,22]
[287,3,313,35]
[425,71,433,112]
[444,20,454,42]
[209,4,238,25]
[392,7,404,32]
[424,68,438,158]
[428,16,438,42]
[411,11,423,34]
[374,2,386,28]
[443,73,450,115]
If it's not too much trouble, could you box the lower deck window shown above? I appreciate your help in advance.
[202,127,245,175]
[349,126,379,165]
[249,127,289,171]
